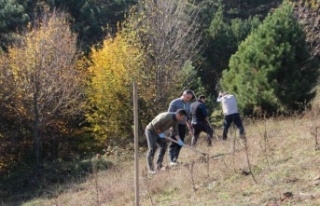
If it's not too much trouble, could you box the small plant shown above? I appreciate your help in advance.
[144,177,155,206]
[243,137,257,184]
[93,156,101,206]
[231,123,257,183]
[188,161,197,193]
[310,126,320,150]
[260,115,271,171]
[206,153,210,178]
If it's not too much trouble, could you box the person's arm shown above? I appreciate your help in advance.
[172,123,184,146]
[185,103,193,135]
[186,120,193,135]
[175,135,183,141]
[216,93,223,102]
[155,129,163,134]
[168,99,178,112]
[174,135,184,146]
[158,133,166,138]
[200,104,208,117]
[153,121,164,134]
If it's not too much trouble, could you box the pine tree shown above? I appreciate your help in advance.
[221,3,318,115]
[0,0,29,51]
[204,5,260,94]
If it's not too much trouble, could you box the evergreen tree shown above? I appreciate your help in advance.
[18,0,137,53]
[53,0,137,53]
[198,4,261,97]
[221,3,318,115]
[0,0,29,51]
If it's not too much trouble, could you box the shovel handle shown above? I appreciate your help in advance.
[165,136,208,156]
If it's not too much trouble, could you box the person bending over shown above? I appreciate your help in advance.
[216,92,245,140]
[145,109,187,173]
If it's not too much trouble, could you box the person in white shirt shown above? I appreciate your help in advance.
[216,92,245,140]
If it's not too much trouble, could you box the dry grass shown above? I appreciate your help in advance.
[21,111,320,206]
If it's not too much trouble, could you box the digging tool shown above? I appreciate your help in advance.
[205,118,220,141]
[165,136,208,156]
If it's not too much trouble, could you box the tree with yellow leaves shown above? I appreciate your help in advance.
[85,30,147,146]
[0,11,84,169]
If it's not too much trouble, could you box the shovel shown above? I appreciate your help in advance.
[165,136,208,156]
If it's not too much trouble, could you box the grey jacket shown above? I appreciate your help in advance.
[168,98,191,125]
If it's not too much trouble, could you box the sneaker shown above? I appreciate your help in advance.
[156,164,166,171]
[169,161,181,167]
[148,170,157,175]
[240,134,246,141]
[158,166,167,171]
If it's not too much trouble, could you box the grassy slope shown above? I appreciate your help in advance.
[20,112,320,206]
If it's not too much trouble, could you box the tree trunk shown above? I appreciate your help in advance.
[33,85,41,170]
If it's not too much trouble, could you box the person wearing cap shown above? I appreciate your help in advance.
[145,109,187,174]
[216,92,245,140]
[167,89,193,166]
[190,95,213,147]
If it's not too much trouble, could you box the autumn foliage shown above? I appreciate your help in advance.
[85,31,145,146]
[0,11,84,171]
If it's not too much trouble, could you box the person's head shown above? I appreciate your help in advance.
[219,91,228,96]
[181,89,194,102]
[198,95,206,102]
[175,109,187,121]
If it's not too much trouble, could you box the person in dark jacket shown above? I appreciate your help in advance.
[145,109,187,174]
[191,95,213,147]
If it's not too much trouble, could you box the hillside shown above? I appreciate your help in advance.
[12,110,320,206]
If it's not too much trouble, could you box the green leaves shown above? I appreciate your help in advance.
[0,0,29,50]
[221,3,318,115]
[199,4,261,95]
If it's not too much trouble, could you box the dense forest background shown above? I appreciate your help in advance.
[1,0,320,199]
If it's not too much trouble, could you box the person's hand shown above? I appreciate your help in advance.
[159,133,165,138]
[177,139,184,146]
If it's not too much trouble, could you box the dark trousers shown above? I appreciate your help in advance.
[191,121,213,146]
[145,128,167,171]
[223,113,244,140]
[168,124,186,162]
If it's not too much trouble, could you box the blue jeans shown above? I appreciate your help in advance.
[223,113,244,140]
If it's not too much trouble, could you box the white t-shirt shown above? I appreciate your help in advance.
[217,94,239,115]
